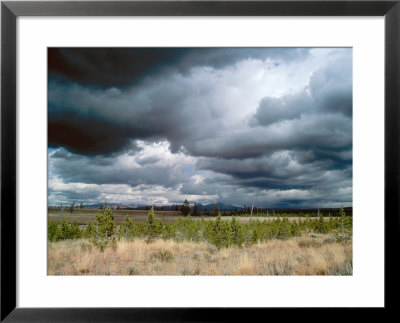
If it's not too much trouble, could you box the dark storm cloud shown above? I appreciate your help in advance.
[48,48,191,88]
[48,48,310,88]
[49,51,351,159]
[49,115,137,155]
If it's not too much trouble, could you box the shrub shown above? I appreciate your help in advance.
[90,237,108,252]
[90,235,118,252]
[323,236,338,244]
[298,239,322,248]
[326,259,352,275]
[150,250,174,262]
[127,267,139,275]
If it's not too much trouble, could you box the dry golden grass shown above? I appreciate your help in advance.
[48,234,352,276]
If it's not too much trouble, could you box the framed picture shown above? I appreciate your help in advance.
[1,0,398,320]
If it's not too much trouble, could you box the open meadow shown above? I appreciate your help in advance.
[48,235,352,276]
[48,208,338,225]
[48,207,352,275]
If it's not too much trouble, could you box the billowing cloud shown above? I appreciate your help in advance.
[48,48,352,207]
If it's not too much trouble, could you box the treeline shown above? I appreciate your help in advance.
[49,207,352,250]
[49,199,352,217]
[127,203,352,217]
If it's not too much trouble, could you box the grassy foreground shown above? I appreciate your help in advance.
[48,234,352,276]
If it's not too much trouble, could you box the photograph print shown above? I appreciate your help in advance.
[48,48,352,276]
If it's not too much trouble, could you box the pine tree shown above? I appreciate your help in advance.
[83,222,96,238]
[180,199,190,216]
[60,216,71,240]
[70,221,81,239]
[95,207,115,238]
[203,214,233,248]
[230,216,244,247]
[146,207,162,241]
[48,219,60,242]
[119,215,134,239]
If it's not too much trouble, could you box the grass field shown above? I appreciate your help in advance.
[48,209,333,225]
[48,208,180,224]
[48,233,352,276]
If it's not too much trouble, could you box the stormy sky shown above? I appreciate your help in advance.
[48,48,352,208]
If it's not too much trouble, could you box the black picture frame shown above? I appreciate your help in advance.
[1,0,399,321]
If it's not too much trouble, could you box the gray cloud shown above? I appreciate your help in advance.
[48,48,352,207]
[310,56,352,116]
[251,91,313,126]
[49,146,193,188]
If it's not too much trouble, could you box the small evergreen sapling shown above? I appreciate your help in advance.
[145,207,163,241]
[318,211,326,233]
[70,221,82,239]
[119,215,134,239]
[48,219,60,242]
[83,222,96,238]
[95,207,115,238]
[60,216,72,240]
[230,216,244,247]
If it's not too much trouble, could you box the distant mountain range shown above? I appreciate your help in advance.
[193,202,241,211]
[68,202,351,213]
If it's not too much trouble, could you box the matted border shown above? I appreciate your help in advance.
[1,1,399,321]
